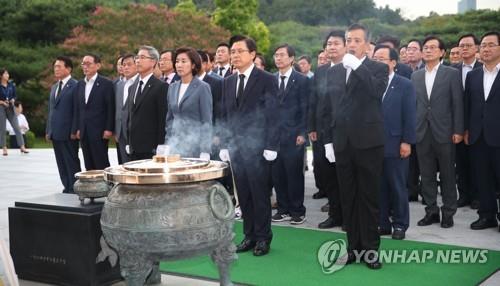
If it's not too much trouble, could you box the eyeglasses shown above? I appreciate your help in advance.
[458,43,476,49]
[273,53,289,58]
[406,47,420,52]
[480,43,499,49]
[230,49,250,55]
[134,55,155,60]
[80,62,95,67]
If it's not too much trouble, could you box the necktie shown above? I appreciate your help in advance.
[55,81,63,99]
[279,75,286,95]
[236,74,245,106]
[219,67,225,77]
[134,80,143,105]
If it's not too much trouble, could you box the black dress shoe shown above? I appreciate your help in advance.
[457,197,470,208]
[345,251,356,264]
[377,228,392,236]
[318,217,342,229]
[470,200,480,210]
[392,228,405,240]
[313,191,327,199]
[320,203,329,212]
[470,218,498,230]
[253,241,270,256]
[417,213,440,226]
[364,253,382,270]
[236,238,256,253]
[441,216,454,228]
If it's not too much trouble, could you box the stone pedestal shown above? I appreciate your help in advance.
[9,193,122,286]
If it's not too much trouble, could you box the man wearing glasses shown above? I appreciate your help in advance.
[453,34,483,209]
[465,31,500,232]
[412,36,464,229]
[75,53,114,170]
[219,35,279,257]
[126,45,168,161]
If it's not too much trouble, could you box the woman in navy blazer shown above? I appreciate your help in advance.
[165,47,213,159]
[0,68,28,155]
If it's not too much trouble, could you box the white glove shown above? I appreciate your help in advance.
[156,144,170,155]
[342,53,362,70]
[324,143,336,163]
[219,149,230,162]
[125,145,131,155]
[263,150,277,161]
[200,152,210,161]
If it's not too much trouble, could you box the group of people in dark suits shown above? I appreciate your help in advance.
[44,25,499,268]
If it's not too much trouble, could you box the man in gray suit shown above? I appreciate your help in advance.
[114,53,138,164]
[412,36,464,228]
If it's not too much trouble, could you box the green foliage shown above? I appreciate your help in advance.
[61,4,230,78]
[174,0,198,13]
[268,21,334,67]
[213,0,270,53]
[25,131,36,148]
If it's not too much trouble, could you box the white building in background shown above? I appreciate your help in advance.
[458,0,476,13]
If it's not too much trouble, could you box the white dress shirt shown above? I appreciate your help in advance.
[235,63,255,97]
[178,83,189,106]
[133,73,153,104]
[461,59,476,88]
[278,67,293,89]
[198,72,207,81]
[425,63,440,99]
[123,74,138,105]
[56,75,71,99]
[218,64,231,77]
[383,72,395,101]
[84,73,98,104]
[483,63,500,100]
[165,72,176,84]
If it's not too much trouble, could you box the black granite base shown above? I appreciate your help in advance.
[9,193,122,286]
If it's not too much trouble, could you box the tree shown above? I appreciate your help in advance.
[213,0,271,53]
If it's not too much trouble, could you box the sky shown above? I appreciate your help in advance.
[374,0,500,19]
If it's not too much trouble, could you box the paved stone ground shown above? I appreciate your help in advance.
[1,149,498,285]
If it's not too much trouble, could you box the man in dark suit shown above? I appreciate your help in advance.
[376,35,413,79]
[453,34,483,208]
[412,36,464,229]
[213,42,232,78]
[114,53,138,164]
[270,44,310,225]
[219,35,279,256]
[307,30,346,229]
[323,24,388,269]
[127,45,168,161]
[465,31,500,231]
[159,50,180,85]
[372,45,416,240]
[46,56,81,193]
[75,54,114,170]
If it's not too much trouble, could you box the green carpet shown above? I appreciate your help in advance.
[160,223,500,286]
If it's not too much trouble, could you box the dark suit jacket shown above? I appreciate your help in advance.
[46,77,78,141]
[76,74,114,140]
[382,74,417,157]
[202,73,223,126]
[465,66,500,147]
[221,67,279,157]
[412,64,464,144]
[307,64,331,139]
[394,62,412,79]
[165,77,213,156]
[127,75,168,154]
[452,61,483,89]
[324,59,389,151]
[276,69,310,145]
[213,66,232,78]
